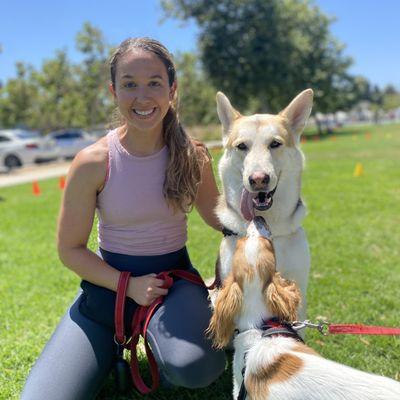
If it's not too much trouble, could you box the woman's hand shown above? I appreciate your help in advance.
[127,274,169,306]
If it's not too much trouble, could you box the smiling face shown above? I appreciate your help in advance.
[111,49,175,136]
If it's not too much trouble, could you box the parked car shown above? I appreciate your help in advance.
[0,129,59,171]
[48,129,95,159]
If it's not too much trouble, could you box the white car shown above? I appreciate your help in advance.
[0,129,59,171]
[48,129,95,159]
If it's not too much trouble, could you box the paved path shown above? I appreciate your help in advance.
[0,162,71,188]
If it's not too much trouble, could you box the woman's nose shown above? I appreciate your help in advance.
[134,86,151,101]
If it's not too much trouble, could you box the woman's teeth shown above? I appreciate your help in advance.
[133,108,155,116]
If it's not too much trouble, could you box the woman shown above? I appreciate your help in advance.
[22,37,226,400]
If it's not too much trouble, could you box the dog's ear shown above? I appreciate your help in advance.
[280,89,313,137]
[265,272,301,322]
[206,275,243,349]
[216,92,241,135]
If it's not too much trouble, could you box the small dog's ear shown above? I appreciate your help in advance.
[280,89,313,137]
[266,273,301,322]
[216,92,241,135]
[206,276,243,349]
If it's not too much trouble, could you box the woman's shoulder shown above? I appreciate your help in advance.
[191,138,212,163]
[68,135,109,190]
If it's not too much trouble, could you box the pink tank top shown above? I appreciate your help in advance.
[96,129,187,256]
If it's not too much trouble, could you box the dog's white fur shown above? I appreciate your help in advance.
[208,221,400,400]
[215,90,313,321]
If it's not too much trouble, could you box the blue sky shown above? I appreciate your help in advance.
[1,0,399,88]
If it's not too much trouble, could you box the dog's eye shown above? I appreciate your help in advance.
[270,140,282,149]
[236,143,248,151]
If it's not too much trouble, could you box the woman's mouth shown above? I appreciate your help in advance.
[132,108,156,117]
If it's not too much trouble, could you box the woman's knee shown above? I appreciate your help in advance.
[163,350,226,389]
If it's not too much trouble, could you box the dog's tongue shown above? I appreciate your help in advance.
[240,188,255,221]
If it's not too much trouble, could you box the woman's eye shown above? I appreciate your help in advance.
[149,81,161,87]
[236,143,248,151]
[124,82,136,88]
[270,140,282,149]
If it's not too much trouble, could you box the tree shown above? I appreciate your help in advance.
[75,22,113,128]
[175,52,218,125]
[30,49,85,131]
[161,0,353,113]
[0,62,39,128]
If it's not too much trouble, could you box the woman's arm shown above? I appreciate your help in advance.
[57,140,167,305]
[194,145,222,231]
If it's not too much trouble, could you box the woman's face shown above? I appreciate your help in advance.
[111,49,175,136]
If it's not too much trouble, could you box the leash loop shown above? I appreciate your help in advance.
[115,269,207,394]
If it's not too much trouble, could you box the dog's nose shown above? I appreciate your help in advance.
[249,171,270,190]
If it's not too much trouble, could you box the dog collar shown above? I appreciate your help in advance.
[222,226,238,237]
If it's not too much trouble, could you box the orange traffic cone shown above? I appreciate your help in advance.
[32,181,41,196]
[59,176,66,190]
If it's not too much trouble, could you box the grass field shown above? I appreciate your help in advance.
[1,123,399,399]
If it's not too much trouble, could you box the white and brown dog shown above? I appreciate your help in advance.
[208,218,400,400]
[215,90,313,322]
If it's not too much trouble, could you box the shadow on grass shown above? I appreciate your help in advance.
[97,352,233,400]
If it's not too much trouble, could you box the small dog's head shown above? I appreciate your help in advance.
[207,230,301,349]
[216,89,313,220]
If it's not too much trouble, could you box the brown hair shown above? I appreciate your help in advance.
[109,37,207,212]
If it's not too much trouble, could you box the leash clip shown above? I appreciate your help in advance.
[290,320,329,336]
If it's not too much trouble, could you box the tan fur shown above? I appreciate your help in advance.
[232,238,256,286]
[265,273,301,322]
[246,354,303,400]
[206,274,243,348]
[255,237,276,289]
[208,233,302,349]
[226,114,296,149]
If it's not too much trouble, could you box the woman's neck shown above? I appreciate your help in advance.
[118,125,165,156]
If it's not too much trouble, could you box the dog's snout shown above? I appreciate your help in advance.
[249,171,270,190]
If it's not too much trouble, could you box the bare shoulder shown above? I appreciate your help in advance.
[191,138,212,163]
[67,136,109,192]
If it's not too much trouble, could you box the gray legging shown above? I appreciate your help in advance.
[21,248,226,400]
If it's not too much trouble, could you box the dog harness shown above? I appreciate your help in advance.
[236,319,303,400]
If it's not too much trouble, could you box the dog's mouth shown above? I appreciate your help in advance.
[252,191,274,211]
[240,187,277,221]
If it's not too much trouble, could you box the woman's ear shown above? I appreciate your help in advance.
[265,273,301,322]
[169,81,177,101]
[109,83,116,98]
[206,276,243,349]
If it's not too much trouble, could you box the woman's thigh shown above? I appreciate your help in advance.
[21,294,116,400]
[147,279,226,389]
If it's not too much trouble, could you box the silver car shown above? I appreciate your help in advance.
[48,129,95,159]
[0,129,59,171]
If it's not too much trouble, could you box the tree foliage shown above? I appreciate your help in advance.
[175,52,218,125]
[161,0,358,113]
[0,22,113,132]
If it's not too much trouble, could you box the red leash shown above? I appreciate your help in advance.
[291,320,400,336]
[328,324,400,336]
[115,270,207,394]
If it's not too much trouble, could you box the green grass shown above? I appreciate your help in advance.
[1,123,400,399]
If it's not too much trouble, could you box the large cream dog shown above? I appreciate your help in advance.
[215,89,313,321]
